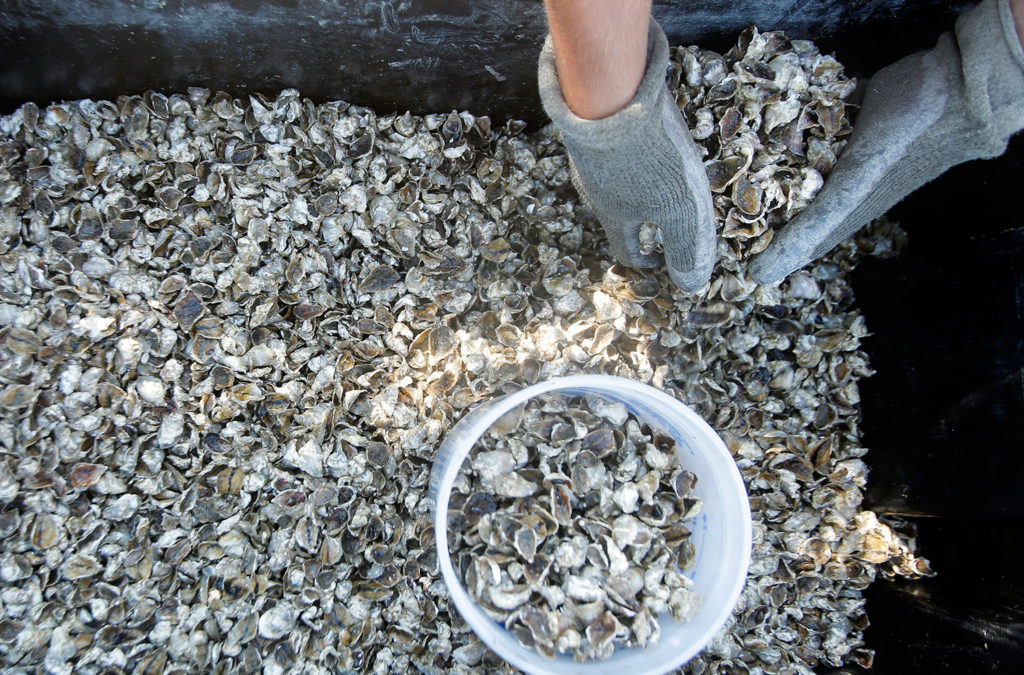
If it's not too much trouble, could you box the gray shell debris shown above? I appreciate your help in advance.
[642,25,857,262]
[449,394,702,661]
[0,26,929,675]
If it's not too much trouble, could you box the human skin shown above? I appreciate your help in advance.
[542,0,652,120]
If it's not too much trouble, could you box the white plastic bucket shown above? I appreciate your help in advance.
[430,375,752,675]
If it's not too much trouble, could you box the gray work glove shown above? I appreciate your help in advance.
[538,19,717,292]
[750,0,1024,283]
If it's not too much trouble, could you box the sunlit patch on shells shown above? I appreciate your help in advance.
[0,26,928,675]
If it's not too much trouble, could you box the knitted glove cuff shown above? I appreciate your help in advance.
[957,0,1024,99]
[955,0,1024,149]
[538,18,671,150]
[995,0,1024,72]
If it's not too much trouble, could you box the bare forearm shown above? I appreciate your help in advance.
[543,0,653,119]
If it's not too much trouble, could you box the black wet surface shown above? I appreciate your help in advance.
[1,0,963,125]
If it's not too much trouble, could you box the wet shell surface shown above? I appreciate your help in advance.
[0,27,928,675]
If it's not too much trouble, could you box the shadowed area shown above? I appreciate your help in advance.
[1,0,963,123]
[856,134,1024,672]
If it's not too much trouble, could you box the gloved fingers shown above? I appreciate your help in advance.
[667,256,715,293]
[747,164,880,284]
[600,217,665,269]
[746,208,827,284]
[749,123,909,283]
[748,45,955,285]
[660,210,717,292]
[659,96,719,291]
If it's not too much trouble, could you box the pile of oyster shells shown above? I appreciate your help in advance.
[677,28,854,248]
[449,394,703,661]
[0,26,929,675]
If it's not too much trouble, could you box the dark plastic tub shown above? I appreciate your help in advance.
[854,135,1024,674]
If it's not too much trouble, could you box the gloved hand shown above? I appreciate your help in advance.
[538,18,717,292]
[750,0,1024,283]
